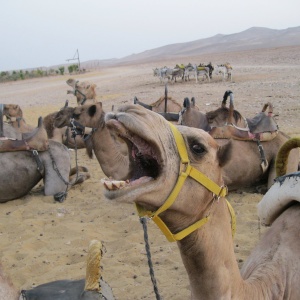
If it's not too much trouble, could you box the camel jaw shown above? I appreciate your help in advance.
[102,112,163,200]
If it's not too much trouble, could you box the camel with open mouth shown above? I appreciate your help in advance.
[100,104,300,299]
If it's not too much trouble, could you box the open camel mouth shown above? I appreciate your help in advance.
[101,118,162,193]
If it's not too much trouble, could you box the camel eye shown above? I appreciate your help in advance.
[191,144,206,155]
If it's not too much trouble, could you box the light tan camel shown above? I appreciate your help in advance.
[54,102,130,179]
[66,78,97,105]
[3,104,34,133]
[100,104,300,299]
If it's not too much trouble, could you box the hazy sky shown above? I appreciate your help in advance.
[1,0,299,71]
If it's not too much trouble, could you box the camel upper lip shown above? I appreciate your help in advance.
[103,117,162,196]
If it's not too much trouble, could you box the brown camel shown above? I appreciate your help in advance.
[54,102,130,179]
[180,95,299,190]
[66,78,97,105]
[101,104,300,299]
[206,90,278,135]
[4,103,88,150]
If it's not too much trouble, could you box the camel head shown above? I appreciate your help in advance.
[66,78,97,105]
[102,104,232,236]
[206,107,242,127]
[54,106,76,128]
[3,104,23,119]
[55,102,104,129]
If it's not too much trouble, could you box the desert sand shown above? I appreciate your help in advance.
[0,46,300,299]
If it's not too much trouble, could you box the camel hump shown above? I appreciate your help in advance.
[0,117,49,152]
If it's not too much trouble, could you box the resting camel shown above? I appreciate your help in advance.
[180,93,299,190]
[0,240,115,299]
[4,103,88,150]
[101,104,300,299]
[66,78,97,105]
[0,120,90,203]
[54,102,130,179]
[133,86,182,122]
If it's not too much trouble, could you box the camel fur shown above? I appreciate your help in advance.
[100,104,300,299]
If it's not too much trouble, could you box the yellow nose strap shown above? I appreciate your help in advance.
[136,123,236,242]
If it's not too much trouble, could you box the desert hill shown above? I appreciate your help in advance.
[81,26,300,67]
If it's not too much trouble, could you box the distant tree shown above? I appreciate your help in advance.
[68,65,74,74]
[58,66,65,75]
[68,64,78,74]
[19,70,24,80]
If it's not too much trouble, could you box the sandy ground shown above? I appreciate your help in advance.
[0,46,300,299]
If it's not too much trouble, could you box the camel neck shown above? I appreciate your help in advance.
[176,197,246,299]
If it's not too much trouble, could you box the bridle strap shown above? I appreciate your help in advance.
[136,123,234,242]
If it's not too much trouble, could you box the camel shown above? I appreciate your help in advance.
[101,104,300,299]
[178,97,211,131]
[133,85,182,122]
[0,120,90,202]
[133,94,182,114]
[4,103,88,150]
[54,102,130,180]
[1,240,115,299]
[66,78,97,105]
[3,104,34,133]
[0,139,90,203]
[180,94,299,190]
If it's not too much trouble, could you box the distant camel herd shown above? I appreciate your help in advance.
[0,77,300,299]
[153,62,232,83]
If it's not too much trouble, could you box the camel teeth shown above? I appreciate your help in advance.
[101,178,127,190]
[112,180,126,189]
[104,181,113,190]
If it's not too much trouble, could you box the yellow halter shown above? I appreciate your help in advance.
[136,123,236,242]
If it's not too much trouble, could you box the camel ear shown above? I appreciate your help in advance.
[217,140,232,168]
[88,105,97,117]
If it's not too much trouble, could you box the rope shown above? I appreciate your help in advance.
[140,217,162,300]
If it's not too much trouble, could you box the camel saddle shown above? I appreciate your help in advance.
[0,116,49,152]
[210,110,279,142]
